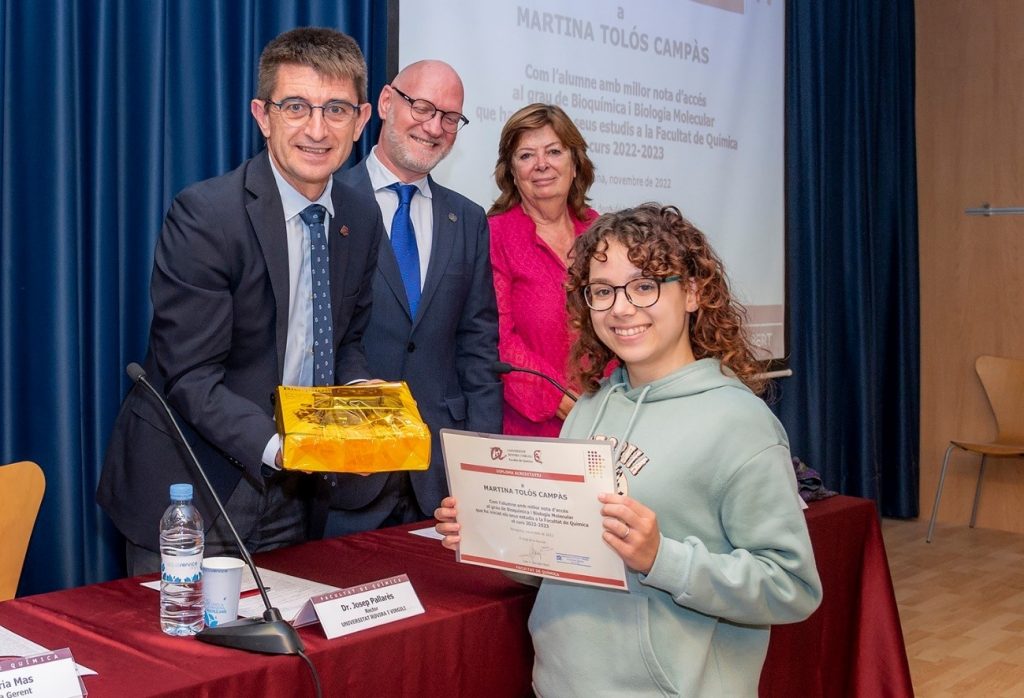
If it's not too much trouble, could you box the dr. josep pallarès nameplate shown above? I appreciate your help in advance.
[275,382,430,473]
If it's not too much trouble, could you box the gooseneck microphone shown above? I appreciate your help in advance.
[492,361,577,402]
[126,363,303,656]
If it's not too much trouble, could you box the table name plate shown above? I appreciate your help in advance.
[312,574,424,640]
[0,648,84,698]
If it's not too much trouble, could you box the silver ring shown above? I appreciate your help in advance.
[623,525,631,540]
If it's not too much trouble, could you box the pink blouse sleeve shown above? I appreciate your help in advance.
[490,221,568,423]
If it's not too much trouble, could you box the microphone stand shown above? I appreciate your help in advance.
[127,363,303,655]
[492,361,578,402]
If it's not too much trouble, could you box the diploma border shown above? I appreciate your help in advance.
[440,428,628,591]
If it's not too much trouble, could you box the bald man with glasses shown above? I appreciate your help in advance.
[315,60,502,537]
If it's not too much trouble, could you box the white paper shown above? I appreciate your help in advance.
[409,526,443,540]
[141,566,259,594]
[440,429,628,590]
[235,568,339,627]
[143,566,338,627]
[0,626,95,676]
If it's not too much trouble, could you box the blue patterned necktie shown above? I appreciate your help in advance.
[299,204,334,386]
[387,183,421,316]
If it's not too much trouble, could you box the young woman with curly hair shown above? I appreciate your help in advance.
[565,203,767,396]
[437,203,821,697]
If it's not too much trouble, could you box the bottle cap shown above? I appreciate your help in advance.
[169,483,193,501]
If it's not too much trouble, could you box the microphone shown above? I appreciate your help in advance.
[126,363,302,655]
[492,361,577,402]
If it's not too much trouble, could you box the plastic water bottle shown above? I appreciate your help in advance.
[159,483,205,636]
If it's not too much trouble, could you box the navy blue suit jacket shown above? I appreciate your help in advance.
[323,159,503,520]
[98,150,382,551]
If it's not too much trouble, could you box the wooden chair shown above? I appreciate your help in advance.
[0,460,46,600]
[926,356,1024,542]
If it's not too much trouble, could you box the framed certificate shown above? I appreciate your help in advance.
[440,429,627,590]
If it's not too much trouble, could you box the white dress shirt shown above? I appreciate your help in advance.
[261,155,335,467]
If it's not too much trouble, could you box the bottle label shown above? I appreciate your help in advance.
[161,553,203,583]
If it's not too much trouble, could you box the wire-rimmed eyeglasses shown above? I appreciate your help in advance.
[265,98,360,126]
[390,86,469,134]
[582,276,681,311]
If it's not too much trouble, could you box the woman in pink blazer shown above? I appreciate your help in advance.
[489,104,599,437]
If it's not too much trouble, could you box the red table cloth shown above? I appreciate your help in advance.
[0,495,912,697]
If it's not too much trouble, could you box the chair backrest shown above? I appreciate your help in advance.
[975,355,1024,445]
[0,461,46,601]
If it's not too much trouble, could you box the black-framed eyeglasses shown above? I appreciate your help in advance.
[583,276,681,311]
[390,85,469,134]
[265,98,360,126]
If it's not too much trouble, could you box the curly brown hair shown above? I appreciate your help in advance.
[488,104,595,220]
[566,203,768,395]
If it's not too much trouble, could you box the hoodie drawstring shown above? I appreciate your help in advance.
[586,382,625,439]
[586,382,652,459]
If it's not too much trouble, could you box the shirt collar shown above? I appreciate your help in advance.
[267,152,335,220]
[367,146,432,199]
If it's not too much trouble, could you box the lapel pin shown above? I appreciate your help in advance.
[339,225,350,237]
[448,212,457,223]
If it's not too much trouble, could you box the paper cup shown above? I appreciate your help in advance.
[202,557,245,627]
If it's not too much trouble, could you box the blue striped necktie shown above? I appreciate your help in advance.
[388,183,421,316]
[299,204,334,386]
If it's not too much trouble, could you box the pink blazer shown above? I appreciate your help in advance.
[489,204,597,436]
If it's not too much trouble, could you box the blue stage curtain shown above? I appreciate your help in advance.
[1,0,919,596]
[0,0,385,595]
[776,0,919,518]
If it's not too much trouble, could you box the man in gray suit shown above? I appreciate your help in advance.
[320,60,502,536]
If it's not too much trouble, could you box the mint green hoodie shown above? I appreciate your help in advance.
[530,358,822,697]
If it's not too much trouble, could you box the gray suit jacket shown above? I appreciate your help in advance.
[321,159,502,522]
[98,150,382,551]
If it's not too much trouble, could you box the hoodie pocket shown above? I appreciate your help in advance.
[635,595,681,696]
[529,583,680,697]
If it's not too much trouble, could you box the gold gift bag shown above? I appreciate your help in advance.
[275,382,431,473]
